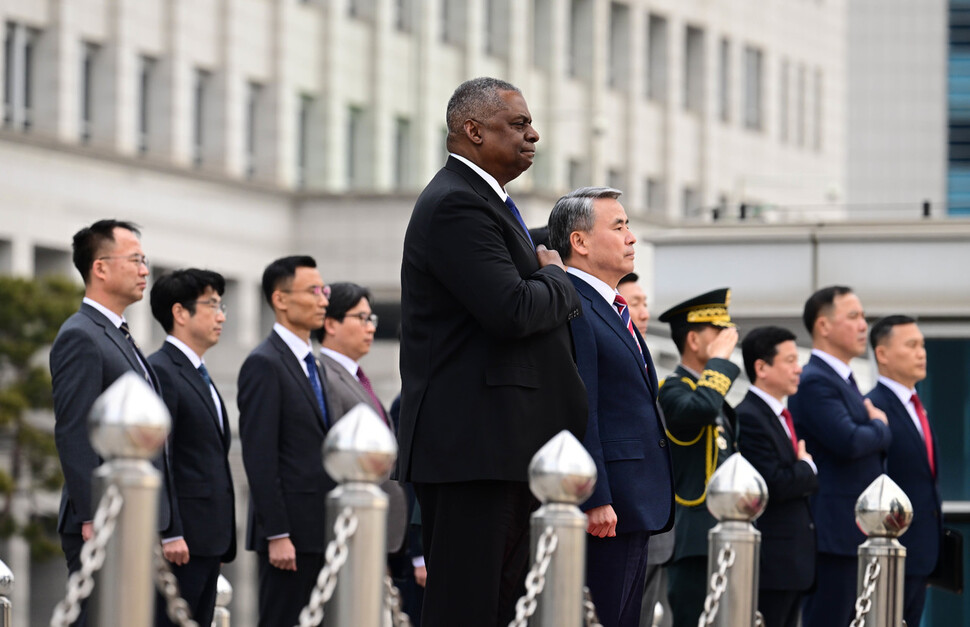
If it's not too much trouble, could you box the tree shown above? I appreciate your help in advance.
[0,275,82,558]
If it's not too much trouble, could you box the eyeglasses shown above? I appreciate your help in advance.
[280,285,331,298]
[97,254,149,268]
[194,299,227,313]
[343,312,379,327]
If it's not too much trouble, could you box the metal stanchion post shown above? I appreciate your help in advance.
[88,373,172,627]
[526,430,597,626]
[211,574,232,627]
[701,453,768,627]
[321,404,397,627]
[851,474,912,627]
[0,558,12,626]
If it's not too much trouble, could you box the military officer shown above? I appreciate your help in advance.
[657,288,741,627]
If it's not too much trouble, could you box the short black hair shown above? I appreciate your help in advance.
[802,285,854,335]
[618,272,639,286]
[313,282,372,343]
[72,219,141,284]
[869,315,917,351]
[671,323,712,355]
[150,269,226,333]
[741,326,797,383]
[261,255,317,308]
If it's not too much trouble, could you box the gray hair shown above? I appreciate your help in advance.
[446,77,520,139]
[548,186,623,261]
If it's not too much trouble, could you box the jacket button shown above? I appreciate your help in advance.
[659,438,667,448]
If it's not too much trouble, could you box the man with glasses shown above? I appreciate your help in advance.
[51,219,173,627]
[148,269,235,627]
[237,255,334,627]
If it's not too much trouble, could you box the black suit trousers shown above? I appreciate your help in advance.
[256,550,324,627]
[60,532,87,627]
[155,555,221,627]
[415,480,536,627]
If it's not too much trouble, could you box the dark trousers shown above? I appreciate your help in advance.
[904,574,929,627]
[667,555,707,627]
[256,550,324,627]
[801,553,857,627]
[61,532,87,627]
[414,480,535,627]
[639,563,668,627]
[587,531,650,627]
[155,555,221,627]
[759,589,803,627]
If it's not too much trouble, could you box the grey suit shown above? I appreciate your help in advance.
[319,352,407,553]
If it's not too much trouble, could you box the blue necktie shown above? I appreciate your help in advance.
[304,354,329,426]
[505,196,535,248]
[197,363,223,432]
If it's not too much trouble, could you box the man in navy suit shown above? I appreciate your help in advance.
[866,315,941,627]
[788,286,891,627]
[148,269,236,627]
[238,256,334,627]
[50,220,173,627]
[548,187,673,626]
[737,326,817,627]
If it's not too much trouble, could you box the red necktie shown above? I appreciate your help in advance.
[357,366,390,427]
[910,393,936,477]
[613,294,647,370]
[780,408,798,453]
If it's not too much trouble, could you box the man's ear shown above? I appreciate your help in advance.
[686,329,700,353]
[874,344,887,367]
[463,119,484,145]
[322,316,340,338]
[171,303,188,328]
[569,230,587,257]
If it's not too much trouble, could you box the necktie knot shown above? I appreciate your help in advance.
[198,363,213,387]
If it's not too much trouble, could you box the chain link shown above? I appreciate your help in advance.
[296,506,360,627]
[153,543,199,627]
[507,525,558,627]
[696,543,736,627]
[849,557,882,627]
[754,610,764,627]
[49,484,125,627]
[582,585,604,627]
[383,574,413,627]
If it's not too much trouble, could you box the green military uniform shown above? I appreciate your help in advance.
[657,288,740,627]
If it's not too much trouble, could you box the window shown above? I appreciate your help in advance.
[137,56,154,154]
[393,117,411,189]
[568,0,592,79]
[646,178,666,214]
[608,3,630,90]
[483,0,508,58]
[192,69,209,166]
[607,168,624,193]
[647,15,668,101]
[779,59,790,143]
[743,46,764,131]
[3,22,38,131]
[533,0,552,70]
[347,106,365,188]
[440,0,465,45]
[80,43,99,143]
[682,186,700,218]
[796,63,806,146]
[297,95,314,189]
[813,68,823,151]
[718,38,730,123]
[394,0,413,32]
[348,0,374,20]
[684,26,704,113]
[568,159,587,190]
[245,82,262,179]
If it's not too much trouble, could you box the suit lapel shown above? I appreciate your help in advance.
[748,392,796,461]
[270,333,326,429]
[81,304,158,390]
[163,343,225,446]
[877,382,932,473]
[446,157,535,253]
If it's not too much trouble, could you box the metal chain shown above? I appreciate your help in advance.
[383,574,413,627]
[755,610,765,626]
[696,543,737,627]
[49,485,125,627]
[582,585,604,627]
[153,543,199,627]
[849,557,882,627]
[507,525,559,627]
[296,506,360,627]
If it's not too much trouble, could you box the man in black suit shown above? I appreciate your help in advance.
[549,187,673,627]
[398,77,588,625]
[737,326,817,627]
[148,269,236,627]
[237,256,333,627]
[50,219,173,627]
[788,286,891,627]
[866,316,941,627]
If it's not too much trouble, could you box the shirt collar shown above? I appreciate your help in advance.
[811,348,854,382]
[83,296,124,328]
[878,375,916,406]
[165,335,203,369]
[273,322,313,361]
[679,364,702,380]
[749,384,786,417]
[320,346,359,378]
[450,153,508,202]
[566,267,618,307]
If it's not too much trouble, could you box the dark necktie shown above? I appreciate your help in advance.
[356,366,390,427]
[911,393,936,476]
[781,408,798,453]
[505,196,535,248]
[847,372,862,396]
[303,354,329,427]
[119,320,153,388]
[613,294,647,369]
[197,363,223,432]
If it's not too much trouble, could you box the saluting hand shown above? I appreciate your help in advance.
[708,327,739,359]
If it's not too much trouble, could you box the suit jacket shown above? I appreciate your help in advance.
[319,353,408,553]
[51,303,173,535]
[788,354,891,556]
[658,360,739,560]
[149,342,236,561]
[398,156,588,483]
[866,382,942,576]
[736,391,817,591]
[238,331,335,553]
[568,275,673,535]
